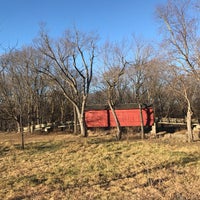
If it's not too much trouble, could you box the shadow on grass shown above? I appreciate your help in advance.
[6,140,73,154]
[61,153,200,190]
[0,145,11,156]
[87,133,144,145]
[87,137,119,145]
[6,153,200,200]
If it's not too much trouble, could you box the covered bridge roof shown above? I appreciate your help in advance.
[85,103,151,111]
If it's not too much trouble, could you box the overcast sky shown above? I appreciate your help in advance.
[0,0,166,53]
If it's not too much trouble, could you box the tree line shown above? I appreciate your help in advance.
[0,0,200,142]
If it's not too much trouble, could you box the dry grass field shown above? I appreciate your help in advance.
[0,131,200,200]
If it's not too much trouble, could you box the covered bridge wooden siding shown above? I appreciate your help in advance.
[85,106,154,128]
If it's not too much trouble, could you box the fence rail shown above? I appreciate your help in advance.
[158,117,199,125]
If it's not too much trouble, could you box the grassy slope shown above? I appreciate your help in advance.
[0,132,200,200]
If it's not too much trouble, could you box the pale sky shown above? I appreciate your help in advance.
[0,0,166,53]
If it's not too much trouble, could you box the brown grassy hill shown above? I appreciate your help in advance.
[0,131,200,199]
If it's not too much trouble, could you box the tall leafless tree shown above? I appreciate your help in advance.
[36,27,98,137]
[0,50,29,149]
[127,37,155,138]
[156,0,200,142]
[128,37,154,103]
[156,0,200,74]
[101,42,127,140]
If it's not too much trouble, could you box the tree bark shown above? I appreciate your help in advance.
[77,111,87,137]
[108,101,122,140]
[75,96,88,137]
[60,99,64,123]
[16,115,24,149]
[73,106,77,134]
[139,103,145,139]
[20,114,25,150]
[186,108,193,142]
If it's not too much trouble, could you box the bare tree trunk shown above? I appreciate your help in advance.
[19,114,25,150]
[36,104,40,124]
[51,101,54,123]
[30,122,34,133]
[108,101,122,140]
[16,115,25,149]
[60,99,64,123]
[75,97,88,137]
[73,106,77,134]
[139,103,145,139]
[16,120,20,133]
[185,90,193,142]
[186,108,193,142]
[77,111,87,137]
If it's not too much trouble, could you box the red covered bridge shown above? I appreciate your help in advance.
[85,104,154,128]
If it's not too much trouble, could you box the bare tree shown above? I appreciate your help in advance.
[0,46,51,147]
[144,58,171,119]
[128,37,154,103]
[156,0,200,76]
[101,42,127,140]
[165,65,198,141]
[0,51,28,149]
[127,37,155,138]
[36,28,97,137]
[156,0,200,142]
[20,47,50,130]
